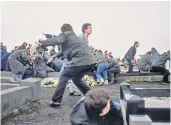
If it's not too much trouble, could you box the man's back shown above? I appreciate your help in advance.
[152,52,170,68]
[138,54,152,66]
[58,31,96,67]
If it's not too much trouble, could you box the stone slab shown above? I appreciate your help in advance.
[0,76,11,83]
[20,78,41,101]
[116,75,163,83]
[129,115,152,125]
[1,86,32,118]
[131,88,170,97]
[152,123,170,125]
[0,71,13,77]
[47,72,60,77]
[1,83,20,90]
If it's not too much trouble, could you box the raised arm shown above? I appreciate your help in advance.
[40,33,66,47]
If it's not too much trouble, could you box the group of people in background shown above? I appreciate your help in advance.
[0,22,170,125]
[124,41,170,85]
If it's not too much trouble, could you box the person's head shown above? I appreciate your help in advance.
[146,51,152,55]
[61,23,73,33]
[134,41,139,47]
[98,50,103,54]
[3,46,7,50]
[17,42,27,50]
[29,44,32,47]
[151,47,156,51]
[82,23,92,36]
[167,50,170,54]
[1,42,3,47]
[109,52,113,57]
[14,46,18,50]
[105,50,108,55]
[84,88,111,117]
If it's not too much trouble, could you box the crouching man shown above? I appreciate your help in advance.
[70,88,123,125]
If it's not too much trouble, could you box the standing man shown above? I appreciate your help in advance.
[124,41,139,73]
[69,23,92,95]
[79,23,92,45]
[39,24,96,108]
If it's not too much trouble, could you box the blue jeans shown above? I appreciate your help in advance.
[96,62,109,81]
[12,74,23,80]
[113,101,121,110]
[60,58,68,73]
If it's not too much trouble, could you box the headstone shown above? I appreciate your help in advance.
[129,115,152,125]
[20,78,40,101]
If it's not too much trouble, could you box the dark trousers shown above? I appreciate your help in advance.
[126,58,133,73]
[151,66,170,83]
[107,67,120,82]
[52,64,95,103]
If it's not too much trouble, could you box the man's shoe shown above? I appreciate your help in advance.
[161,82,169,85]
[9,78,18,83]
[48,101,61,108]
[104,80,109,85]
[73,92,81,96]
[69,92,81,96]
[69,92,74,96]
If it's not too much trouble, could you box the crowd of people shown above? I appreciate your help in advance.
[0,23,170,125]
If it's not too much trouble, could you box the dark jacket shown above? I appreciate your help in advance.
[152,52,170,68]
[151,49,160,63]
[108,58,120,69]
[125,46,137,60]
[41,31,97,67]
[95,51,107,64]
[8,49,30,75]
[70,98,123,125]
[33,54,54,78]
[137,54,152,71]
[1,48,7,58]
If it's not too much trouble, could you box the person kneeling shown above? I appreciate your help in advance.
[137,51,152,73]
[70,88,123,125]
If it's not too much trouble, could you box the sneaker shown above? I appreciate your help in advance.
[16,78,22,83]
[104,80,108,85]
[69,92,74,96]
[49,101,61,108]
[99,78,104,86]
[9,78,18,83]
[161,82,169,85]
[73,91,81,96]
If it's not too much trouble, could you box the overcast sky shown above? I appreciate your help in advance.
[1,1,170,58]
